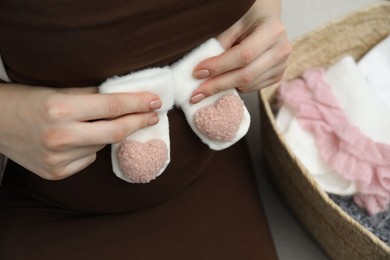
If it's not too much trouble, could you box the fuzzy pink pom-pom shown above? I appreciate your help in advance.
[194,94,244,141]
[118,139,168,183]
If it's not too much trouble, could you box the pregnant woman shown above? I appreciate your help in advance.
[0,0,291,259]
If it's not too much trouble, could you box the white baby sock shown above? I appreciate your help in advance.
[99,68,174,183]
[171,38,251,150]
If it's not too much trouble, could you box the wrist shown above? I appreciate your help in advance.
[253,0,281,18]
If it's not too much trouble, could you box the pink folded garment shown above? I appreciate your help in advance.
[279,68,390,215]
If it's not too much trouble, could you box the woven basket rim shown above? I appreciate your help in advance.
[260,1,390,254]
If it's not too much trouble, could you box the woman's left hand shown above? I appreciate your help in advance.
[190,0,292,104]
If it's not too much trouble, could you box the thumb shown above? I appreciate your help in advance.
[217,20,245,50]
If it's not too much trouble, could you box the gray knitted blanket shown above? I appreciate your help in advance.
[329,194,390,245]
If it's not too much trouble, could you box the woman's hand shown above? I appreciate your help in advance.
[191,0,292,103]
[0,83,161,180]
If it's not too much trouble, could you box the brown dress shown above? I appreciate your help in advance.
[0,0,278,259]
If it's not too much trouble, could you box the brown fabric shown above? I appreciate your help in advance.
[0,0,278,258]
[0,140,277,260]
[0,0,253,87]
[0,0,256,214]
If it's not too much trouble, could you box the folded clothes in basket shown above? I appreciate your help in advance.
[276,35,390,216]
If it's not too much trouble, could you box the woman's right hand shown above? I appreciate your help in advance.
[0,83,161,180]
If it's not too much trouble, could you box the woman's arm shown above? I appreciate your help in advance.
[0,83,161,180]
[191,0,291,103]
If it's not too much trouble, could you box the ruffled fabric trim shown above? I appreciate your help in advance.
[279,68,390,215]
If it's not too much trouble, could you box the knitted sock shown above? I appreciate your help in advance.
[99,68,174,183]
[171,38,251,150]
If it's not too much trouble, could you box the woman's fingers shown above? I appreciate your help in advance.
[191,29,291,101]
[190,0,291,103]
[193,29,274,80]
[0,82,164,180]
[45,91,161,122]
[37,108,158,180]
[73,112,159,146]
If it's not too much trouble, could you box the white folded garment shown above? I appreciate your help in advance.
[357,35,390,108]
[326,56,390,144]
[276,105,357,195]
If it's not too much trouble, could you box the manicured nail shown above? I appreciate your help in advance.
[193,69,210,79]
[190,93,206,104]
[149,115,159,125]
[150,99,162,110]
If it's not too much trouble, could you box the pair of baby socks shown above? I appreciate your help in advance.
[99,38,251,183]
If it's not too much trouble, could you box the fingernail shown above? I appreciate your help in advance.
[149,115,159,125]
[190,93,206,104]
[150,99,162,110]
[193,69,210,79]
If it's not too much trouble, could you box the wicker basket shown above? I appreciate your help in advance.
[259,2,390,259]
